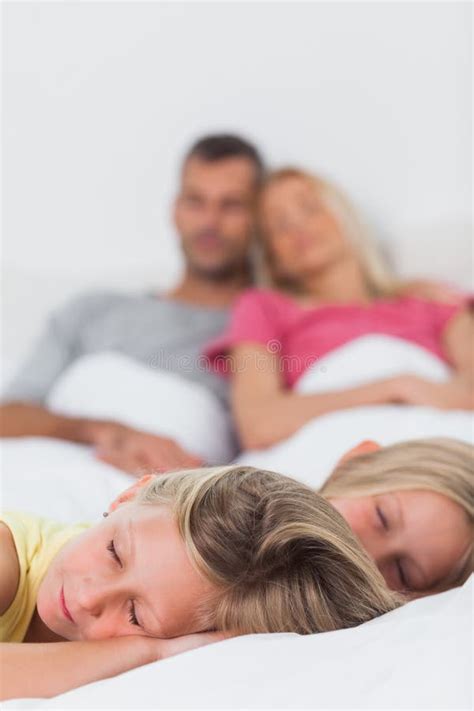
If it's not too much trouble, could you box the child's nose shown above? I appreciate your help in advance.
[85,609,123,640]
[76,573,121,618]
[76,584,105,617]
[76,586,123,640]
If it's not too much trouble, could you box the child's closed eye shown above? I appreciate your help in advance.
[107,540,122,567]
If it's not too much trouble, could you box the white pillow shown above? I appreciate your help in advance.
[234,337,473,487]
[47,352,236,465]
[5,577,472,708]
[296,335,450,394]
[1,437,130,523]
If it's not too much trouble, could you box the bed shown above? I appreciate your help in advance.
[1,334,473,708]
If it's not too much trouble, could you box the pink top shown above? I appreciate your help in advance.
[204,288,466,388]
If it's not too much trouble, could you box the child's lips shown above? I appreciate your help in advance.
[60,586,75,623]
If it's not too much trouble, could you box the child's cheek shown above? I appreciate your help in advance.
[36,569,62,632]
[64,530,101,573]
[82,614,126,641]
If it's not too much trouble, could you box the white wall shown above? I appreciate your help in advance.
[2,1,472,369]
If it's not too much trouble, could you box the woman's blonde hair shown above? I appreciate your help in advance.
[257,167,398,297]
[135,465,400,635]
[319,437,474,589]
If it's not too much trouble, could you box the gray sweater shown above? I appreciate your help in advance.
[3,291,230,405]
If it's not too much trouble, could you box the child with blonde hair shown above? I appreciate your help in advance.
[322,437,473,595]
[1,464,398,700]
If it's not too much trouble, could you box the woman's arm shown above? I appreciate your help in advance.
[231,344,401,449]
[232,307,474,450]
[0,631,228,701]
[442,307,474,379]
[393,308,474,411]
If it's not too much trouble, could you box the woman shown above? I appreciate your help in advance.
[321,437,473,596]
[0,464,398,700]
[205,168,473,449]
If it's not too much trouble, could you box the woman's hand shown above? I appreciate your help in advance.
[390,374,474,410]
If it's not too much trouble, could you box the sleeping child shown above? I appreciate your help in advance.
[0,464,399,700]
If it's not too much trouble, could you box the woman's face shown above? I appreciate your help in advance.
[36,503,216,641]
[259,176,349,281]
[330,490,472,594]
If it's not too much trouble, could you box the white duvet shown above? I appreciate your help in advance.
[1,337,473,707]
[236,335,473,485]
[4,578,472,710]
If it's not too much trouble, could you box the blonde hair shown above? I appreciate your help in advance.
[135,465,400,634]
[320,437,474,589]
[257,167,398,297]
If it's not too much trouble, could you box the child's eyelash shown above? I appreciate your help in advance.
[106,540,122,566]
[396,560,409,590]
[106,542,139,626]
[128,601,140,627]
[376,505,389,530]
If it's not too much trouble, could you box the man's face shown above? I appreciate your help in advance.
[174,156,258,280]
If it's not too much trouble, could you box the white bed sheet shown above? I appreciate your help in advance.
[4,578,472,709]
[1,336,472,707]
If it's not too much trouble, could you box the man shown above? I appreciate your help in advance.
[1,134,264,473]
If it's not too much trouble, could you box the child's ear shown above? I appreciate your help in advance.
[337,440,381,466]
[108,474,155,513]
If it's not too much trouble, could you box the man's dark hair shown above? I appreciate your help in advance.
[184,134,264,184]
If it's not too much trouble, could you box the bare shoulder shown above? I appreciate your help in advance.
[0,522,20,615]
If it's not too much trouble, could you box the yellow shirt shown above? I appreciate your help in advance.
[0,512,90,642]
